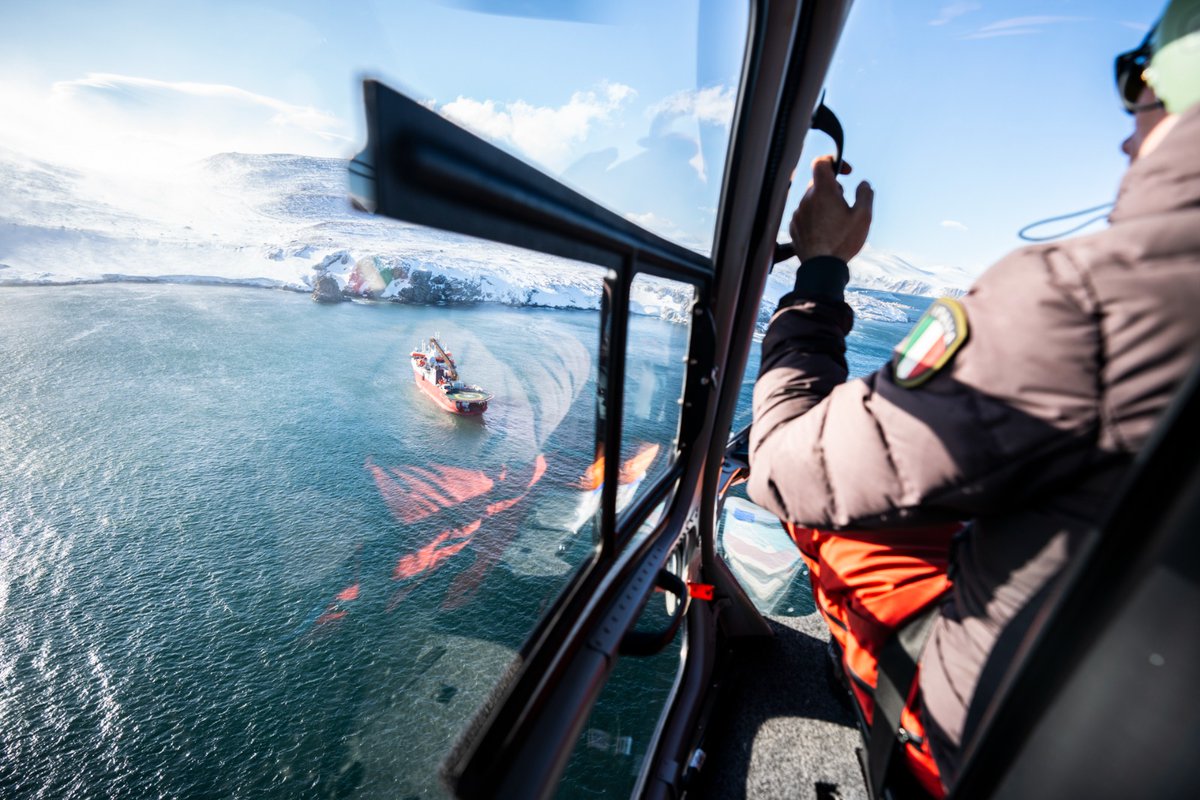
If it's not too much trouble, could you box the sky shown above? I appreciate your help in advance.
[0,0,1165,278]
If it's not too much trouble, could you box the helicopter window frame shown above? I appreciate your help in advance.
[351,78,719,558]
[336,0,849,791]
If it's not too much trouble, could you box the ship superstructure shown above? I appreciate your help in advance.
[410,337,493,415]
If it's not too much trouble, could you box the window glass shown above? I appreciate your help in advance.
[0,248,607,796]
[731,290,919,433]
[0,1,738,794]
[732,0,1155,433]
[717,485,814,617]
[558,564,685,798]
[616,274,695,522]
[365,0,750,254]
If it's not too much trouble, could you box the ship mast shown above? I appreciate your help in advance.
[429,337,458,381]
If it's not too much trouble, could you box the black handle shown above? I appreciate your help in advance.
[773,240,797,264]
[772,97,845,267]
[618,569,691,657]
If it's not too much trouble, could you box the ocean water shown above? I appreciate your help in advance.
[0,284,919,798]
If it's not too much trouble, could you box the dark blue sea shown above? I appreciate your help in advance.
[0,284,921,798]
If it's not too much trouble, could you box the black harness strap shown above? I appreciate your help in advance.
[866,605,940,799]
[960,576,1055,751]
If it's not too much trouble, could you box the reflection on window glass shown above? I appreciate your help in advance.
[738,0,1148,433]
[379,0,749,253]
[618,274,694,522]
[0,234,609,795]
[717,485,814,617]
[558,580,684,798]
[0,1,748,796]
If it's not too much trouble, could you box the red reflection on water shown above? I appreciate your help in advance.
[485,496,521,515]
[573,443,660,491]
[529,453,548,487]
[576,455,604,491]
[620,443,659,484]
[367,459,495,525]
[379,454,550,611]
[485,454,547,514]
[393,519,482,580]
[440,454,548,610]
[310,581,361,628]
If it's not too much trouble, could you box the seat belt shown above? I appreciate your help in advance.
[959,576,1056,750]
[865,605,940,799]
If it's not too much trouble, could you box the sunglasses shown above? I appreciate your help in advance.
[1115,27,1166,114]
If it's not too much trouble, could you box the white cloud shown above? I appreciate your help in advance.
[649,85,736,127]
[941,219,969,231]
[623,210,695,244]
[440,82,635,172]
[0,73,351,175]
[964,27,1041,38]
[1119,20,1152,33]
[625,211,661,227]
[962,15,1088,40]
[984,15,1088,29]
[641,85,737,182]
[930,2,982,27]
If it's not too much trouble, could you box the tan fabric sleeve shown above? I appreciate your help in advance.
[748,247,1102,528]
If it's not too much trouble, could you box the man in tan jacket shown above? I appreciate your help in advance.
[749,1,1200,789]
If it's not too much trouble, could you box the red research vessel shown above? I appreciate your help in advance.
[410,337,493,415]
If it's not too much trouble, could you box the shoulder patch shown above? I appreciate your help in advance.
[891,297,969,389]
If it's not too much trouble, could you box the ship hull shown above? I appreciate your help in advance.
[412,368,490,415]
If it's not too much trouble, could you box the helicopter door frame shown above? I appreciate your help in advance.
[637,1,855,793]
[347,0,855,794]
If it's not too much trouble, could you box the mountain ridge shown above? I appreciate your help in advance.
[0,150,967,322]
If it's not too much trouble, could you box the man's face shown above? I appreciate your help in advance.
[1122,85,1169,162]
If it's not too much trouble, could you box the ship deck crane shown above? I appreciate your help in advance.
[429,337,458,381]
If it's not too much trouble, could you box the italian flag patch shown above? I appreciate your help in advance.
[891,297,969,388]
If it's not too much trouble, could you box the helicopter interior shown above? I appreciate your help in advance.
[348,1,1199,798]
[2,0,1195,798]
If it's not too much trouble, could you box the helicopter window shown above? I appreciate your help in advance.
[732,0,1148,435]
[558,589,685,798]
[365,0,750,255]
[0,1,747,795]
[0,234,619,797]
[717,483,815,617]
[617,273,696,527]
[553,492,685,797]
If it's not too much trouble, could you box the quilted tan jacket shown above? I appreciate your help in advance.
[748,106,1200,784]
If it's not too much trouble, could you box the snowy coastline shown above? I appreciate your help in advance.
[0,150,964,325]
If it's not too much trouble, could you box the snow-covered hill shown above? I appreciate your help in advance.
[0,149,969,323]
[847,245,971,298]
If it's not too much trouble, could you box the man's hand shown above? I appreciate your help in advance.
[791,155,874,262]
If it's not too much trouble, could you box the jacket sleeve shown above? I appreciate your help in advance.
[748,247,1103,529]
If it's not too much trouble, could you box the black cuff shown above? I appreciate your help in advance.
[791,255,849,303]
